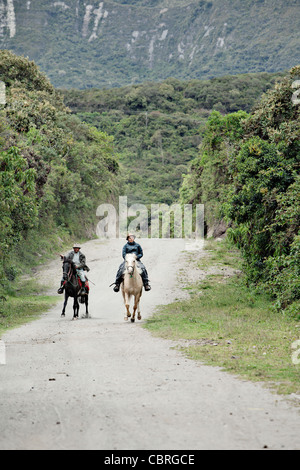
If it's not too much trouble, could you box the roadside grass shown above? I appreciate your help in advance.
[145,240,300,396]
[0,279,58,338]
[0,230,80,338]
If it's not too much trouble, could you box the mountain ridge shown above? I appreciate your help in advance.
[0,0,299,88]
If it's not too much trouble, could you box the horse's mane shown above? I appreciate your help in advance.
[125,253,137,261]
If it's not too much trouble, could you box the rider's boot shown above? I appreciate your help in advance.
[83,281,89,295]
[141,272,151,291]
[57,281,65,294]
[81,281,88,295]
[113,275,123,292]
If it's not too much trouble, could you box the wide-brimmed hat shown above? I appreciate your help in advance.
[126,234,136,241]
[73,243,81,249]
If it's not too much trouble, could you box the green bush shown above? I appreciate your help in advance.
[181,66,300,313]
[0,51,121,300]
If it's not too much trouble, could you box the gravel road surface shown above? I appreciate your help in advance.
[0,238,299,450]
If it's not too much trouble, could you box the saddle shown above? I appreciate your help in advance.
[62,275,90,293]
[78,277,90,293]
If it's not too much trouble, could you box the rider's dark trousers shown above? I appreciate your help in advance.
[115,261,149,286]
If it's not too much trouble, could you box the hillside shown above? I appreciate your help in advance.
[62,71,284,204]
[0,0,299,88]
[0,50,120,302]
[180,66,300,314]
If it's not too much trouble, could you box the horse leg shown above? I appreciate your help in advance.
[132,291,142,322]
[122,289,127,321]
[131,295,138,323]
[124,292,131,321]
[137,292,142,321]
[85,295,89,318]
[76,297,79,318]
[72,298,76,319]
[61,293,68,317]
[126,303,131,320]
[73,296,79,319]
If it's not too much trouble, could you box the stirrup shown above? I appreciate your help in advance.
[113,284,120,292]
[57,287,64,294]
[144,284,151,291]
[80,283,88,295]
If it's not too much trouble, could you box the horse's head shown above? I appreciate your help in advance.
[125,253,137,276]
[62,257,76,281]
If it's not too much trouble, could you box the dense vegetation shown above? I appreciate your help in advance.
[180,66,300,315]
[63,72,283,204]
[0,49,298,323]
[63,67,300,316]
[0,50,120,307]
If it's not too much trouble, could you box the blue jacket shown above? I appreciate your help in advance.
[122,241,143,260]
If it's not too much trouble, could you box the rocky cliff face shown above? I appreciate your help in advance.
[0,0,299,88]
[0,0,16,38]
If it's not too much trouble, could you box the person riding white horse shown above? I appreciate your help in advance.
[112,234,151,292]
[58,243,90,295]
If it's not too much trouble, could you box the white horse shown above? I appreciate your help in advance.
[121,253,143,322]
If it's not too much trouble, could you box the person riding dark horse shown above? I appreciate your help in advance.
[58,243,90,295]
[112,234,151,292]
[60,255,89,319]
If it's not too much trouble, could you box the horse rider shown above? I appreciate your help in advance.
[113,234,151,292]
[58,243,90,294]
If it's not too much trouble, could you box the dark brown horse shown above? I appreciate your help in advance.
[61,258,89,319]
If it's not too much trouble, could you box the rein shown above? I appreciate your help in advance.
[126,263,135,278]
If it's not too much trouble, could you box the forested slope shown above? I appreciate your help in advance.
[180,66,300,315]
[0,51,120,302]
[1,50,298,318]
[1,0,298,88]
[63,71,284,204]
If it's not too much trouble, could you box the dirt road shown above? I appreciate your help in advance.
[0,238,299,450]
